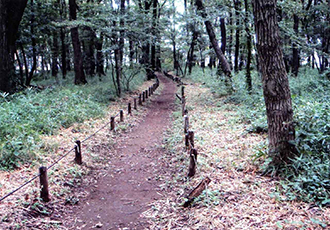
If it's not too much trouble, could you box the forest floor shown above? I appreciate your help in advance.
[1,73,329,229]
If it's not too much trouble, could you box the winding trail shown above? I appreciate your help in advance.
[65,73,176,229]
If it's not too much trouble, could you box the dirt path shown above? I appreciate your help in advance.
[65,74,176,229]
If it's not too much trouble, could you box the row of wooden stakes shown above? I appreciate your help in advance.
[164,72,211,208]
[34,79,160,203]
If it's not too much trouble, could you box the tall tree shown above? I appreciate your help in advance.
[219,17,226,54]
[234,0,241,72]
[252,0,296,166]
[69,0,87,85]
[244,0,252,92]
[195,0,233,91]
[0,0,28,92]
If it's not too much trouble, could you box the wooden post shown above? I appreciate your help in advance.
[149,87,151,96]
[188,148,198,177]
[181,86,185,98]
[183,177,211,207]
[134,98,137,109]
[184,115,189,134]
[120,110,124,122]
[186,131,194,149]
[111,116,115,130]
[142,91,145,102]
[182,97,186,116]
[139,94,142,105]
[128,102,132,115]
[189,131,194,148]
[185,133,189,149]
[39,166,50,202]
[75,140,82,165]
[145,90,148,99]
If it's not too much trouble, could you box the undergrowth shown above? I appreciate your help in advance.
[0,70,145,170]
[186,66,330,205]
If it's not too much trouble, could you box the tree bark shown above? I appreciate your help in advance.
[96,33,105,78]
[252,0,296,166]
[151,0,158,71]
[25,0,37,86]
[292,12,300,76]
[187,28,198,75]
[220,17,226,54]
[195,0,233,90]
[59,0,67,78]
[0,0,28,92]
[69,0,87,85]
[52,30,59,79]
[244,0,252,92]
[234,0,240,72]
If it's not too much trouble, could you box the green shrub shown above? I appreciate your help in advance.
[0,71,145,169]
[187,66,330,204]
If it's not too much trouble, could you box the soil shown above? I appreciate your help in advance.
[64,73,177,229]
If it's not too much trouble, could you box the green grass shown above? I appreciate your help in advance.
[0,69,145,170]
[186,66,330,205]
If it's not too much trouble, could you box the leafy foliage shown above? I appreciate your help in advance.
[0,71,145,170]
[187,66,330,205]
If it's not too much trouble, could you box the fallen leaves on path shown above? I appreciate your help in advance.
[142,80,330,229]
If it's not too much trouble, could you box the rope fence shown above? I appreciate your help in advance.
[164,71,211,207]
[0,78,160,203]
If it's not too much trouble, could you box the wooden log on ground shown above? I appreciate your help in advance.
[75,140,82,165]
[39,166,50,202]
[183,177,211,207]
[188,148,198,177]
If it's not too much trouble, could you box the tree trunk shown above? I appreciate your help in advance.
[52,30,59,79]
[220,17,226,54]
[188,28,198,75]
[119,0,125,65]
[69,0,87,85]
[0,0,28,92]
[60,28,67,78]
[252,0,296,166]
[20,43,29,82]
[244,0,252,92]
[59,0,67,78]
[195,0,233,91]
[25,0,37,86]
[139,0,152,79]
[234,0,240,72]
[292,12,300,76]
[151,0,158,71]
[83,29,96,76]
[228,6,233,68]
[15,49,24,86]
[112,21,122,97]
[96,33,105,78]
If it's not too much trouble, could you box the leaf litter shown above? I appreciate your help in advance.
[141,80,330,229]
